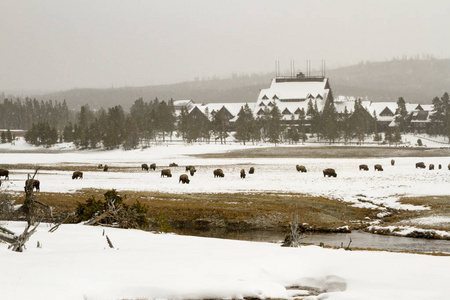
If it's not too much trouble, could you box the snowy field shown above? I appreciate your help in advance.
[0,221,449,300]
[1,139,450,213]
[1,139,450,300]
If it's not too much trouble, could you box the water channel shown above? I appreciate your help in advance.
[173,229,450,253]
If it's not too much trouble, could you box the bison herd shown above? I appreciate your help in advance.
[0,160,449,191]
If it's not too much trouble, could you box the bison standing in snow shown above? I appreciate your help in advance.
[103,165,109,172]
[359,164,369,171]
[72,171,83,179]
[25,179,40,192]
[161,169,172,178]
[189,167,196,176]
[416,162,426,169]
[150,163,156,171]
[179,174,190,184]
[214,169,224,178]
[391,159,395,166]
[0,169,9,180]
[296,165,307,173]
[141,163,149,171]
[374,164,383,171]
[323,168,337,178]
[169,163,178,167]
[429,164,435,170]
[240,169,246,178]
[249,167,255,174]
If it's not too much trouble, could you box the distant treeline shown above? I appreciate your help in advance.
[0,98,74,130]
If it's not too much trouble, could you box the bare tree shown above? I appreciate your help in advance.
[0,168,52,252]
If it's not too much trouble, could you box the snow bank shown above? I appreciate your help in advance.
[0,222,449,300]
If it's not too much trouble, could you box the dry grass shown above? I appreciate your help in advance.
[7,189,379,232]
[197,146,450,159]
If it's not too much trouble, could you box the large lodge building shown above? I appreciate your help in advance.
[174,72,434,135]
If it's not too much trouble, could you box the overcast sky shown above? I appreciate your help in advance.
[1,0,449,91]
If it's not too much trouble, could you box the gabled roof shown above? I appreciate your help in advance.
[379,106,394,116]
[262,95,268,100]
[282,108,291,115]
[294,108,303,114]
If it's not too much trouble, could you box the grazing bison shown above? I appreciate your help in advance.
[429,164,435,170]
[25,179,40,192]
[0,169,9,180]
[161,169,172,178]
[359,164,369,171]
[185,165,195,171]
[240,169,246,178]
[150,163,156,171]
[189,167,196,176]
[98,164,103,169]
[249,167,255,174]
[391,159,395,166]
[296,165,307,173]
[439,164,442,170]
[213,169,225,178]
[323,168,337,178]
[416,162,426,169]
[72,171,83,179]
[374,164,383,171]
[169,163,178,167]
[103,165,109,172]
[141,163,149,171]
[179,174,190,184]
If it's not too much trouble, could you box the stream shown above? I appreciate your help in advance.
[173,229,450,253]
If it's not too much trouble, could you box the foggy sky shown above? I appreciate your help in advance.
[1,0,449,91]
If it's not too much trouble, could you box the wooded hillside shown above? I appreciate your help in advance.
[4,58,448,110]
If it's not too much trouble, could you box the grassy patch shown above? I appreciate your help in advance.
[7,190,378,232]
[196,146,450,159]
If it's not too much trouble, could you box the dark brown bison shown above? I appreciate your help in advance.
[240,169,246,178]
[249,167,255,174]
[391,159,395,166]
[374,164,383,171]
[161,169,172,178]
[448,164,450,170]
[169,163,178,167]
[429,164,435,170]
[0,169,9,179]
[103,165,109,172]
[185,165,195,171]
[214,169,224,178]
[323,168,337,177]
[141,163,149,171]
[439,164,442,169]
[150,163,156,171]
[98,164,103,169]
[359,164,369,171]
[416,162,426,169]
[296,165,307,173]
[189,167,196,176]
[72,171,83,179]
[179,174,190,184]
[25,179,40,192]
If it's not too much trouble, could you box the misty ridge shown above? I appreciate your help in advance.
[8,58,450,110]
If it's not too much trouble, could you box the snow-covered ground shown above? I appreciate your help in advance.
[0,221,449,300]
[1,138,450,300]
[1,138,449,212]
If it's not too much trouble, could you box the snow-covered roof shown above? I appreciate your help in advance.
[257,77,330,101]
[190,102,251,122]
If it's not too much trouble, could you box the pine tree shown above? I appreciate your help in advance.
[234,104,255,145]
[395,97,408,133]
[267,104,282,145]
[321,100,339,143]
